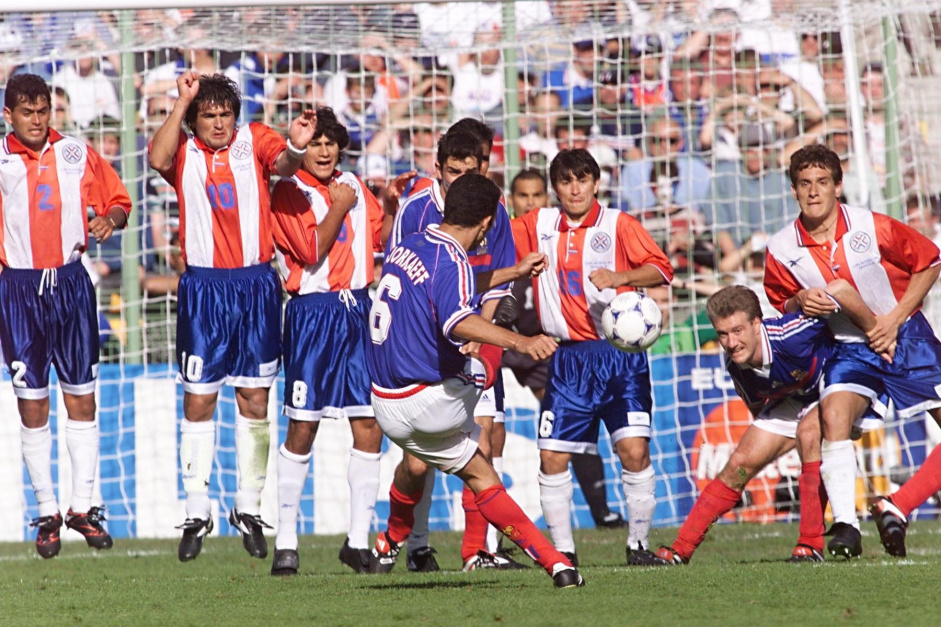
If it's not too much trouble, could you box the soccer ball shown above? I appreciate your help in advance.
[601,291,663,353]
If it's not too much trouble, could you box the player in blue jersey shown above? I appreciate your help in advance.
[654,283,889,565]
[366,173,584,588]
[388,127,521,570]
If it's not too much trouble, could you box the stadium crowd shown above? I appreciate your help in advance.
[1,0,941,583]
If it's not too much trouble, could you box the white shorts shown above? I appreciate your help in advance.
[753,397,883,439]
[371,376,483,474]
[475,387,505,423]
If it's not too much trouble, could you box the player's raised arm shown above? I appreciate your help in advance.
[273,109,316,177]
[149,71,198,175]
[475,252,547,294]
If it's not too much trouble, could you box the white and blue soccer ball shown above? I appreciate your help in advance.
[601,291,663,353]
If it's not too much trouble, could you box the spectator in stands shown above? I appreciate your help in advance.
[50,86,76,131]
[448,24,505,119]
[667,59,708,153]
[711,122,798,273]
[84,115,124,281]
[675,7,740,98]
[754,65,824,129]
[222,51,288,124]
[519,90,564,166]
[338,73,382,164]
[542,34,598,108]
[51,35,121,128]
[621,114,711,213]
[140,18,218,115]
[627,36,667,110]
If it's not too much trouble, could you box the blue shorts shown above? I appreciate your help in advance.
[283,289,373,421]
[823,312,941,419]
[176,264,282,394]
[538,339,652,453]
[0,262,98,399]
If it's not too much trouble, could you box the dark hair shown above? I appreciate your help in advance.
[436,131,483,169]
[549,149,600,187]
[448,117,495,149]
[312,106,351,164]
[346,73,376,92]
[510,168,547,196]
[184,73,241,132]
[5,73,51,110]
[553,120,589,140]
[442,173,501,228]
[706,285,763,325]
[788,144,843,186]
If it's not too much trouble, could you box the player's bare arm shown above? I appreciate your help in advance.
[868,264,941,353]
[588,264,666,291]
[311,181,358,261]
[89,207,129,243]
[379,171,417,247]
[475,252,548,293]
[785,286,839,316]
[825,279,894,362]
[274,109,317,177]
[148,71,200,175]
[453,314,557,361]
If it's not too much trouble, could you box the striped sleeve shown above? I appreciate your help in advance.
[83,146,132,218]
[249,122,288,172]
[763,251,802,314]
[433,253,476,346]
[614,211,673,283]
[875,212,941,274]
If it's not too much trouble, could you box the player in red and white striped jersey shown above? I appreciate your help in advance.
[268,107,386,576]
[149,71,316,563]
[0,74,131,558]
[513,149,673,566]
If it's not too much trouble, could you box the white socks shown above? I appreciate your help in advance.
[821,439,859,528]
[235,414,270,515]
[21,423,57,518]
[538,470,575,554]
[275,444,311,551]
[180,419,215,520]
[622,466,656,550]
[347,448,381,549]
[407,471,436,552]
[65,419,99,514]
[486,456,505,553]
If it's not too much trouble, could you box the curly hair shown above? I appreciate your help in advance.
[5,73,51,110]
[788,144,843,186]
[183,73,241,132]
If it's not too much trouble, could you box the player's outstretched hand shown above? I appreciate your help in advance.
[288,109,317,151]
[383,170,417,216]
[328,180,357,213]
[176,71,200,103]
[516,252,547,278]
[588,268,620,290]
[794,287,838,316]
[514,334,557,362]
[867,314,900,356]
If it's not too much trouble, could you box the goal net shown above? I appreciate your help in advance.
[1,0,940,542]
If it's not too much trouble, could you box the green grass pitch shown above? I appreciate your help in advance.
[2,522,941,626]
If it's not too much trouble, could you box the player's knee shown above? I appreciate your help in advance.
[796,416,821,451]
[183,392,217,422]
[17,397,51,429]
[63,393,96,421]
[616,438,651,472]
[539,449,570,474]
[285,420,318,455]
[403,453,429,478]
[351,418,383,454]
[235,387,270,420]
[719,454,756,488]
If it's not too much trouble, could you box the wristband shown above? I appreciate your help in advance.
[285,141,307,160]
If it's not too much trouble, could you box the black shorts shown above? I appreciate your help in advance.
[503,349,548,392]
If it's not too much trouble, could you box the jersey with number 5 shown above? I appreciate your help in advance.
[0,130,131,269]
[156,123,286,268]
[512,201,672,341]
[367,227,476,389]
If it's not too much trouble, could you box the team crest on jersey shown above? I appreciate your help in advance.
[590,232,611,253]
[230,141,252,160]
[790,369,809,382]
[849,231,872,253]
[62,143,84,164]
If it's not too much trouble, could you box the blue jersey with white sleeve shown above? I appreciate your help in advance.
[386,178,515,304]
[368,226,478,388]
[726,313,833,410]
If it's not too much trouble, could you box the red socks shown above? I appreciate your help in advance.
[475,484,572,574]
[796,461,827,551]
[387,485,423,544]
[461,486,489,561]
[672,479,741,560]
[891,444,941,517]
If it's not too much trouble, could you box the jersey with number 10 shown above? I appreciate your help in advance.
[367,227,476,388]
[513,202,673,340]
[157,123,286,269]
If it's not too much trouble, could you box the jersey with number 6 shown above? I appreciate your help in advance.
[367,227,476,388]
[512,201,672,341]
[155,124,286,268]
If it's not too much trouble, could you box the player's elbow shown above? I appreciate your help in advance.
[825,278,852,299]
